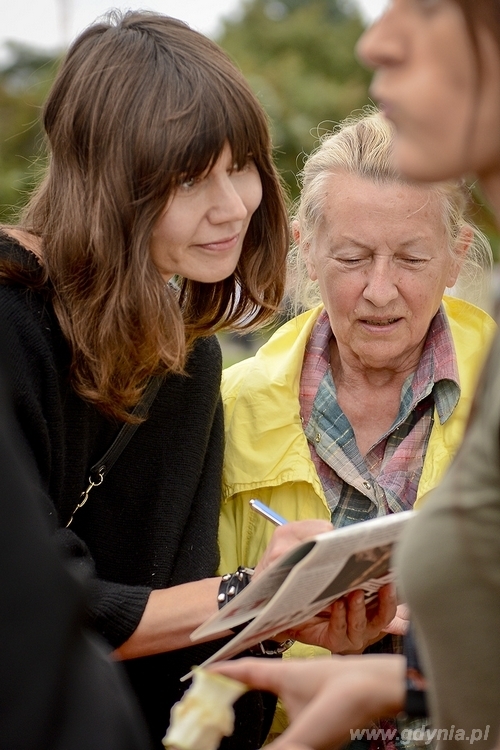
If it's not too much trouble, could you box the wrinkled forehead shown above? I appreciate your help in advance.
[318,172,448,227]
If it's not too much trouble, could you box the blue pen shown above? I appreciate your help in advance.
[249,498,288,527]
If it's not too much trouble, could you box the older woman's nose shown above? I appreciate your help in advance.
[362,262,399,306]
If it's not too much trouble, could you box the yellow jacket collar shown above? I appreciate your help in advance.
[222,299,496,504]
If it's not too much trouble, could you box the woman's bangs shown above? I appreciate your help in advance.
[227,119,260,170]
[226,88,268,168]
[176,106,263,182]
[175,122,225,182]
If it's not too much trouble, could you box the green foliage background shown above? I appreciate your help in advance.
[218,0,371,197]
[0,0,498,257]
[0,43,59,222]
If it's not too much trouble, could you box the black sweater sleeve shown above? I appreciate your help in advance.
[0,322,151,750]
[0,239,227,658]
[0,272,152,646]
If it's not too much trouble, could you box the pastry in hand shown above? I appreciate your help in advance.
[162,668,248,750]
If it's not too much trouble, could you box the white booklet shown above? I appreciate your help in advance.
[188,510,414,672]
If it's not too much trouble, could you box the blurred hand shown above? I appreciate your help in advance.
[210,653,406,750]
[280,583,397,654]
[253,520,333,578]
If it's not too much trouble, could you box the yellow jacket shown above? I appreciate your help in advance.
[219,298,496,573]
[218,298,495,736]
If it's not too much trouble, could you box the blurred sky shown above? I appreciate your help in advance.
[0,0,387,58]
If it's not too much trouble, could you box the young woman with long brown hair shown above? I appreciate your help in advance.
[0,10,304,747]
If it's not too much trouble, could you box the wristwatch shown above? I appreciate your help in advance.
[249,638,295,656]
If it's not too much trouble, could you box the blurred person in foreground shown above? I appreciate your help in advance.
[218,110,495,741]
[0,324,150,750]
[213,1,500,748]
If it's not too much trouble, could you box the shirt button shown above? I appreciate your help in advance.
[315,433,321,443]
[363,480,371,490]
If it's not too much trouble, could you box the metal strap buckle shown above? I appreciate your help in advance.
[66,470,104,527]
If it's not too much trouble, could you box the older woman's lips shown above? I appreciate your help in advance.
[360,317,401,329]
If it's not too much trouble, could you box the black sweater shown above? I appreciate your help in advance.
[0,234,274,748]
[0,323,150,750]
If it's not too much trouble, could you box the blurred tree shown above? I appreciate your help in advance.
[0,43,59,222]
[0,9,497,264]
[217,0,500,260]
[217,0,372,198]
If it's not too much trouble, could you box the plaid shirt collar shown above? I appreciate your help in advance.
[301,305,460,429]
[299,305,460,526]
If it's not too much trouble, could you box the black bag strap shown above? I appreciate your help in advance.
[66,376,163,527]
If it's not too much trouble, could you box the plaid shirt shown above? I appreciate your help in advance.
[299,307,460,529]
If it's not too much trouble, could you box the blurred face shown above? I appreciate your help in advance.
[150,142,262,283]
[303,172,464,374]
[357,0,500,185]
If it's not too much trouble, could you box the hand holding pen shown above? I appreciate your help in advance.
[249,498,337,622]
[249,498,333,580]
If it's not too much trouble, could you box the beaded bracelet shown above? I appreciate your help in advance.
[217,566,255,611]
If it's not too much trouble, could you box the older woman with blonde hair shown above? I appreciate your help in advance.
[218,109,496,740]
[221,109,494,565]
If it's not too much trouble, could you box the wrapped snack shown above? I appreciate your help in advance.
[162,668,248,750]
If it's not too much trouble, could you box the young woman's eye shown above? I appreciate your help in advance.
[180,176,197,190]
[232,155,254,173]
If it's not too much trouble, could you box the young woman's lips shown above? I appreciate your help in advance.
[199,234,240,251]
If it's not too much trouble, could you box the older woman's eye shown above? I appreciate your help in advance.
[339,257,365,265]
[399,256,428,267]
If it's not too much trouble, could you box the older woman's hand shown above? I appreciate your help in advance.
[251,522,396,653]
[282,583,397,654]
[253,520,334,578]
